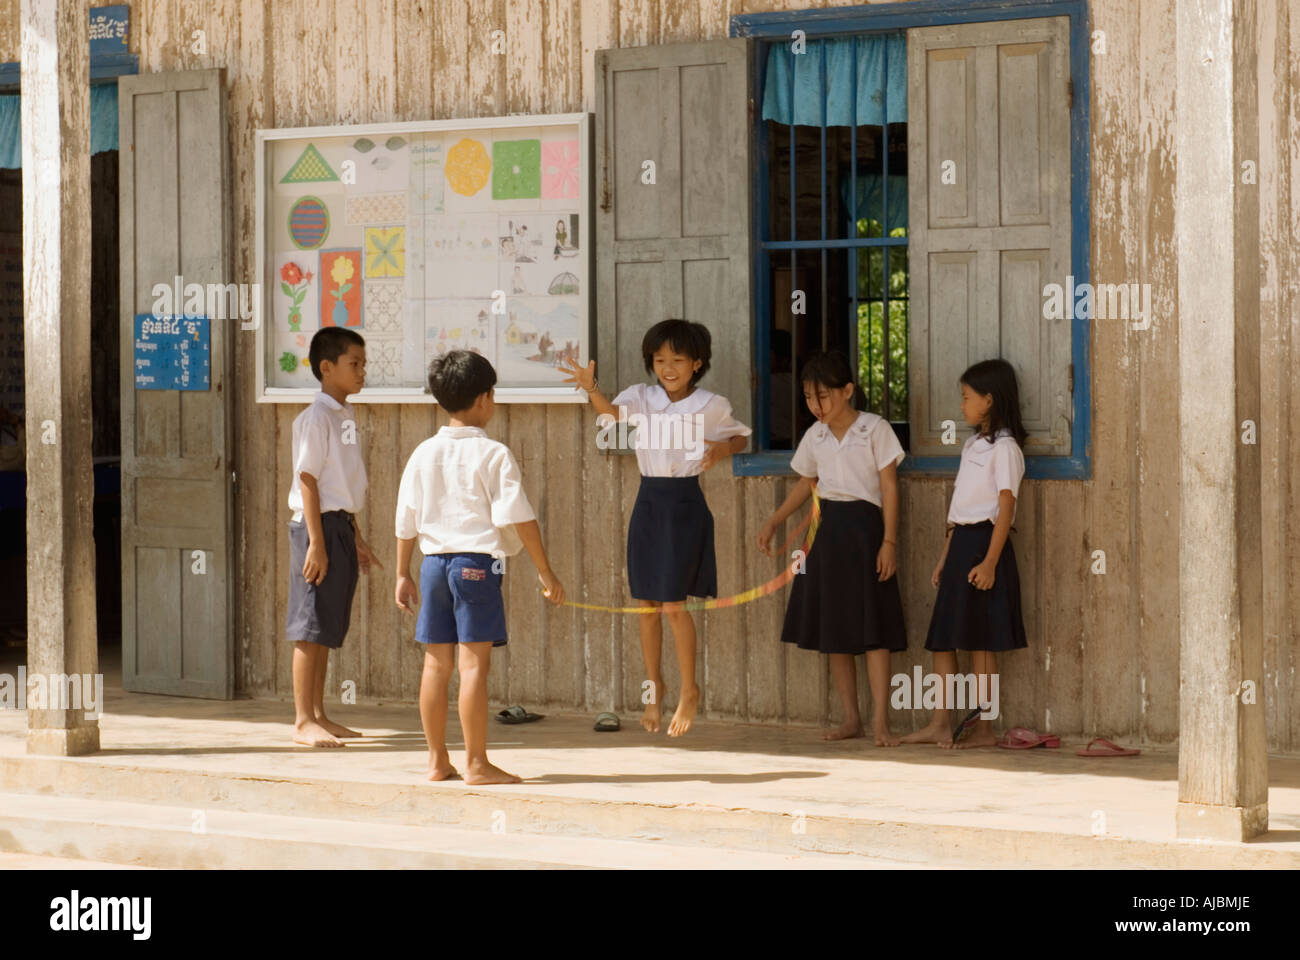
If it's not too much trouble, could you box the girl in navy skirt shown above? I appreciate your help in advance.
[757,351,907,745]
[560,320,751,737]
[902,358,1028,749]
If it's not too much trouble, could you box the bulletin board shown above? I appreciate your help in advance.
[255,113,592,403]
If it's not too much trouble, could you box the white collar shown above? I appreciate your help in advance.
[315,390,349,413]
[814,411,873,445]
[645,383,713,414]
[438,425,488,439]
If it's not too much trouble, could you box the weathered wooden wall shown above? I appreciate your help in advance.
[1,0,1296,750]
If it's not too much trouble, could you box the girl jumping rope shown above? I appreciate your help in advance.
[757,351,907,744]
[902,358,1028,748]
[560,320,751,736]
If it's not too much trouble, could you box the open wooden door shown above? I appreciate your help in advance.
[117,69,234,698]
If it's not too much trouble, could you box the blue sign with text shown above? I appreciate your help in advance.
[134,314,210,391]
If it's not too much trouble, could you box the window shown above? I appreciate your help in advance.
[734,0,1091,479]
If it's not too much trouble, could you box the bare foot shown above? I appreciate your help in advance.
[822,719,865,741]
[667,684,700,737]
[952,730,999,749]
[899,719,950,744]
[317,717,362,738]
[464,761,522,785]
[293,720,344,748]
[427,758,460,781]
[641,700,662,733]
[873,723,901,747]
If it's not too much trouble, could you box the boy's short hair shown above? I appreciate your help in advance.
[308,327,366,381]
[641,318,711,385]
[428,350,497,412]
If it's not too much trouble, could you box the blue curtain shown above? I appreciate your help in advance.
[762,32,906,128]
[840,173,909,231]
[0,82,119,169]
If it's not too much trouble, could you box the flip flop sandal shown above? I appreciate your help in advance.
[950,706,983,744]
[495,705,544,724]
[593,712,620,732]
[997,727,1061,749]
[1076,737,1140,757]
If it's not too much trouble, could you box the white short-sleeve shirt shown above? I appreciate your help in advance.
[395,426,537,558]
[947,430,1026,525]
[287,391,368,522]
[610,383,752,477]
[789,411,904,506]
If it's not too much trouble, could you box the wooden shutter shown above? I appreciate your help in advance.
[907,17,1072,457]
[595,40,754,437]
[118,70,234,698]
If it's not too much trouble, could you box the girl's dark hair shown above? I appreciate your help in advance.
[960,358,1027,447]
[309,327,366,381]
[427,349,497,412]
[641,319,711,385]
[799,350,867,410]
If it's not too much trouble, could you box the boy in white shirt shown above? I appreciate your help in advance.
[395,350,565,785]
[287,327,383,748]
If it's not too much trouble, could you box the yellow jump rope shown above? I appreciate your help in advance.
[543,487,822,614]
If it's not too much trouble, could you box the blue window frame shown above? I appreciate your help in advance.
[732,0,1092,480]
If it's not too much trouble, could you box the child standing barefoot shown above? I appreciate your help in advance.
[757,352,907,746]
[395,351,564,784]
[561,320,751,737]
[902,359,1028,748]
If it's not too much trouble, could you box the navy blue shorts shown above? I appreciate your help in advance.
[286,511,358,649]
[415,553,507,647]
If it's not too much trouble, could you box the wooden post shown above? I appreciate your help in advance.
[21,0,99,755]
[1174,0,1267,840]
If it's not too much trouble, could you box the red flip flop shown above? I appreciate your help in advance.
[997,727,1061,749]
[1076,737,1140,757]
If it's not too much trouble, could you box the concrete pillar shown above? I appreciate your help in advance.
[21,0,99,755]
[1174,0,1268,840]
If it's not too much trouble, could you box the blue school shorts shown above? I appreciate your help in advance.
[415,553,507,647]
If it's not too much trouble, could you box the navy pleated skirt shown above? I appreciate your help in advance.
[925,521,1028,652]
[780,499,907,655]
[627,476,717,602]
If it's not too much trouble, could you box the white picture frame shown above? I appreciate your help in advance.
[254,113,593,403]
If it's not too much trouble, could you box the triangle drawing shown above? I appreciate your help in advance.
[281,143,339,183]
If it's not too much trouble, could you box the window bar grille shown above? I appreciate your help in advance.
[881,37,891,421]
[819,39,829,351]
[789,46,798,440]
[849,34,859,405]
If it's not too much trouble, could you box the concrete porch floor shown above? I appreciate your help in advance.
[2,649,1299,868]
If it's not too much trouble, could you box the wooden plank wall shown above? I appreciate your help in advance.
[0,0,1296,750]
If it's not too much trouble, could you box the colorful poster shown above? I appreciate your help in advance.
[492,139,541,199]
[495,298,581,385]
[541,139,580,199]
[288,195,330,249]
[319,250,363,327]
[346,134,410,193]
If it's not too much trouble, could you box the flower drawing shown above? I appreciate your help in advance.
[279,261,310,332]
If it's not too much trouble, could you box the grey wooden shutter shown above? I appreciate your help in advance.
[595,40,754,437]
[118,69,234,698]
[907,17,1071,457]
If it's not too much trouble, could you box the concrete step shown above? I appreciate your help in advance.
[0,791,905,869]
[4,754,1294,868]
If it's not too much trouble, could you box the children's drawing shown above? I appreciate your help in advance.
[279,351,298,372]
[552,214,580,258]
[496,298,581,383]
[346,192,406,224]
[281,143,339,183]
[541,139,580,199]
[362,335,404,386]
[364,226,405,278]
[547,271,579,295]
[413,215,498,299]
[445,138,492,197]
[363,280,403,333]
[320,250,363,327]
[346,136,409,193]
[492,139,541,199]
[288,196,330,249]
[409,137,446,216]
[275,253,318,332]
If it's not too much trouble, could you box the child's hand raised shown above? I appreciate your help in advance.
[395,575,419,614]
[559,358,596,392]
